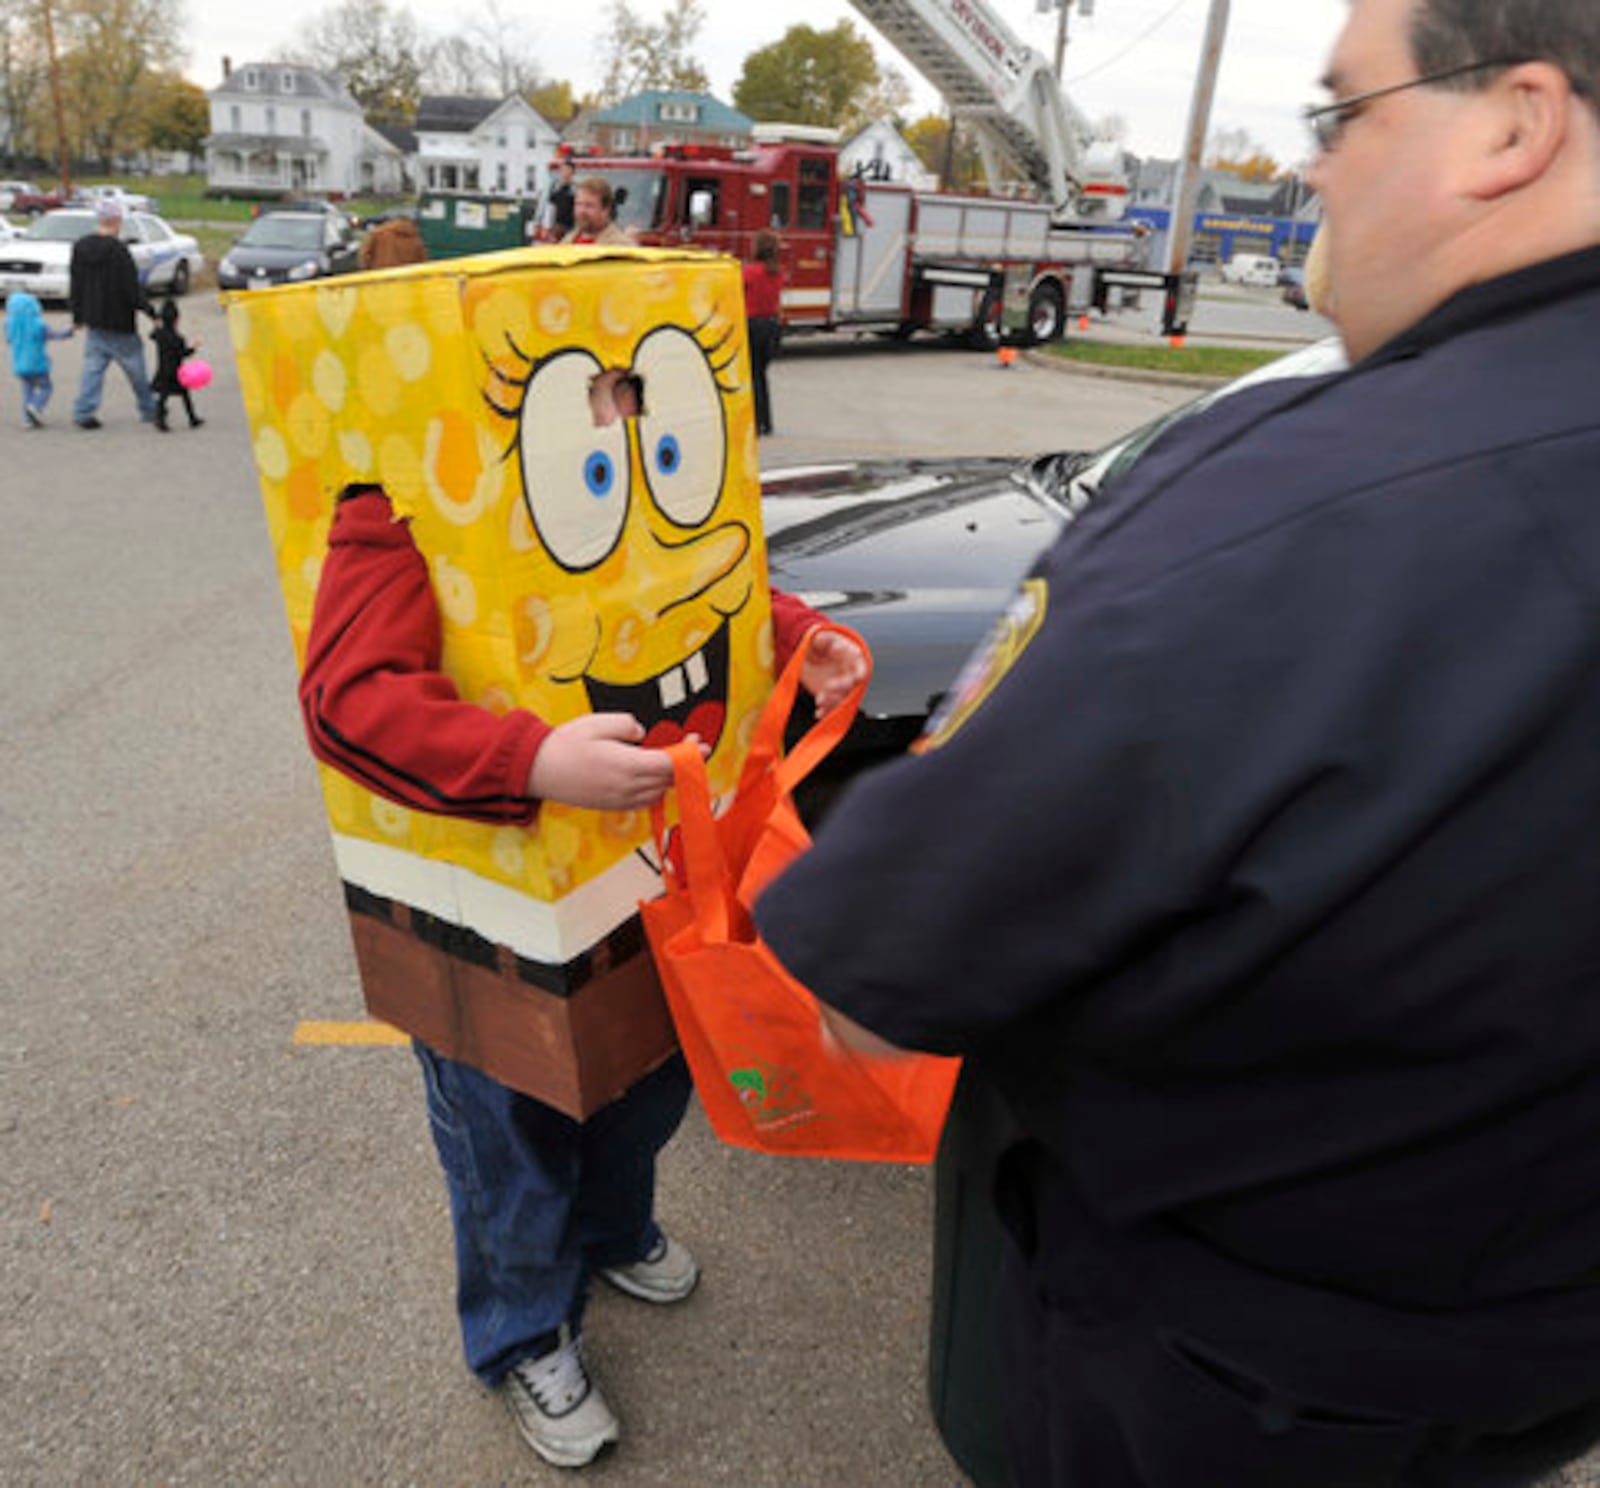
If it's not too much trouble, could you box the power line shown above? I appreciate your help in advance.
[1064,0,1194,86]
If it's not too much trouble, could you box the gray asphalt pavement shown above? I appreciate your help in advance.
[0,291,1195,1487]
[8,285,1596,1488]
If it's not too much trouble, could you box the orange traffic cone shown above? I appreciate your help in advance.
[1168,334,1187,350]
[1077,315,1090,332]
[997,346,1018,368]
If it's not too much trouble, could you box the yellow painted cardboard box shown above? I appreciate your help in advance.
[230,247,776,1114]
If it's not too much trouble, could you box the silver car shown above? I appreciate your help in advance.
[0,208,205,304]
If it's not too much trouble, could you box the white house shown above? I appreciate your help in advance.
[840,120,937,192]
[414,95,561,196]
[204,61,405,199]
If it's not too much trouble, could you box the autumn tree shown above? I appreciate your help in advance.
[285,0,425,124]
[143,73,208,157]
[904,113,983,191]
[733,23,881,130]
[53,0,183,170]
[596,0,709,105]
[526,80,580,126]
[1207,125,1283,182]
[0,0,48,163]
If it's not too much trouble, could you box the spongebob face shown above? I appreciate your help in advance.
[489,311,756,759]
[234,248,774,928]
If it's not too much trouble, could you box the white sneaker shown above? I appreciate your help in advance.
[599,1233,700,1304]
[501,1326,620,1469]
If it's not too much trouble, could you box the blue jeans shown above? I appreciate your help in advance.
[72,328,156,423]
[20,373,51,417]
[414,1043,692,1385]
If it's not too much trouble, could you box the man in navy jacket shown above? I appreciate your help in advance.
[758,1,1600,1484]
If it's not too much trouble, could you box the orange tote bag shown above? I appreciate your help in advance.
[640,624,961,1163]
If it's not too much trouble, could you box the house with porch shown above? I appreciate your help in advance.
[204,61,404,199]
[569,91,752,156]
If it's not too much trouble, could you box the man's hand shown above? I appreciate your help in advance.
[528,714,698,811]
[800,629,870,717]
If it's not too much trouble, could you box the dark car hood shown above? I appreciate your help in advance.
[228,244,323,271]
[761,456,1072,722]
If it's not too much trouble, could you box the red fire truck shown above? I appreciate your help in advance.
[572,135,1164,345]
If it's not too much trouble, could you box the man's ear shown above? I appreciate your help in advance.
[1465,62,1572,199]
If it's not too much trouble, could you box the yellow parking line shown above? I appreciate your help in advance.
[294,1020,410,1048]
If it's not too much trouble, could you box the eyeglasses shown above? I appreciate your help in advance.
[1303,58,1527,152]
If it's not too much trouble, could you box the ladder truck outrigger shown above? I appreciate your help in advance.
[551,0,1195,343]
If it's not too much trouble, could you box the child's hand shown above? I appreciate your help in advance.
[528,713,705,810]
[799,629,870,717]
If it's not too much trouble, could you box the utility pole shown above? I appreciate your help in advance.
[40,0,72,195]
[1167,0,1230,279]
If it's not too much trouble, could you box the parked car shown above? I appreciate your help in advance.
[217,210,361,291]
[253,198,358,230]
[1220,252,1282,288]
[771,337,1348,810]
[0,207,204,303]
[7,184,68,216]
[74,184,156,214]
[0,179,37,212]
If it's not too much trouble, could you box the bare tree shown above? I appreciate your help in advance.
[282,0,426,124]
[596,0,709,105]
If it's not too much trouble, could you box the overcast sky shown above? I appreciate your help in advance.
[184,0,1349,169]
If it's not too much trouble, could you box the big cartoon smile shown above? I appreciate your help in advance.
[584,620,730,753]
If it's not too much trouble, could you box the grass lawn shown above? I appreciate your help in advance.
[1045,340,1284,379]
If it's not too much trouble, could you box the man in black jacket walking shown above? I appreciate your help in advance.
[69,197,156,430]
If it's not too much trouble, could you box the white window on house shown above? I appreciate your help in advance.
[243,68,259,90]
[658,101,701,124]
[266,106,276,134]
[497,131,507,148]
[230,104,241,132]
[614,129,635,151]
[281,71,296,92]
[302,110,312,136]
[496,162,508,191]
[525,164,538,191]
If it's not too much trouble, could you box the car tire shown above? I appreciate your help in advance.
[170,260,190,296]
[1026,282,1065,345]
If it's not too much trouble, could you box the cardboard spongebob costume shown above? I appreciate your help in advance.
[231,247,776,1116]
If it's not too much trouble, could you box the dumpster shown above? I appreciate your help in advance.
[928,1063,1018,1488]
[416,190,539,260]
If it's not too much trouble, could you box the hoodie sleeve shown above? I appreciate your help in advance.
[298,490,550,824]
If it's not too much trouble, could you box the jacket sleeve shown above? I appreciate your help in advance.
[298,490,550,825]
[770,588,827,669]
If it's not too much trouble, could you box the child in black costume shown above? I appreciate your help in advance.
[150,299,203,431]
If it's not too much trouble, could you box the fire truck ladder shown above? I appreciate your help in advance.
[848,0,1121,221]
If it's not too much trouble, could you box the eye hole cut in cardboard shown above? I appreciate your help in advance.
[589,369,646,426]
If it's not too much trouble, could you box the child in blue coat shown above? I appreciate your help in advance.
[4,290,73,428]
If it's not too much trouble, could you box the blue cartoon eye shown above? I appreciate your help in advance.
[633,327,726,529]
[586,451,616,497]
[517,350,630,572]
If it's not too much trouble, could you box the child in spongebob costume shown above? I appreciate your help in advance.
[230,246,865,1469]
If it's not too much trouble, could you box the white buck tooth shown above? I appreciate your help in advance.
[659,667,687,710]
[686,649,710,695]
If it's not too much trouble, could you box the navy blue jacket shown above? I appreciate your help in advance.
[759,248,1600,1422]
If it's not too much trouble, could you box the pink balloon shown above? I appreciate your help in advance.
[178,358,212,391]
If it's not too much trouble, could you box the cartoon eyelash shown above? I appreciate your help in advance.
[691,312,743,395]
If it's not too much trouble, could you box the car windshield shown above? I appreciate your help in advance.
[585,169,668,233]
[240,216,323,250]
[1024,338,1350,515]
[24,214,95,242]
